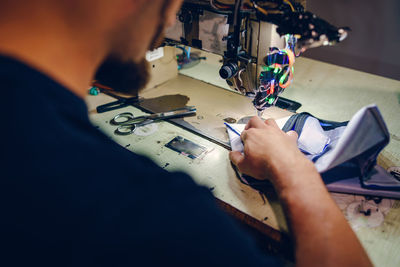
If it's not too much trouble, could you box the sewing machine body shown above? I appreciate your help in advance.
[162,0,350,113]
[165,8,284,93]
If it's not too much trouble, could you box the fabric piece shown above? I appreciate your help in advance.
[304,126,346,162]
[313,105,389,173]
[0,55,279,266]
[327,166,400,198]
[226,105,399,197]
[361,165,400,190]
[297,117,330,156]
[226,124,245,152]
[226,106,389,174]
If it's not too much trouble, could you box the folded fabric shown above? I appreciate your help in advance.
[226,105,400,198]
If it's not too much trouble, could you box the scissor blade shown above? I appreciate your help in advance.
[136,108,197,126]
[155,106,196,118]
[117,106,197,126]
[157,107,197,120]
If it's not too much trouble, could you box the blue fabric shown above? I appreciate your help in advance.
[0,55,280,267]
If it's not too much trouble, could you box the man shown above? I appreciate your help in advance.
[0,0,372,266]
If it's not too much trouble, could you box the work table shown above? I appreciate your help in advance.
[86,55,400,266]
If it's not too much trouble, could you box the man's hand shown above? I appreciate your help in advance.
[229,116,315,191]
[229,116,372,267]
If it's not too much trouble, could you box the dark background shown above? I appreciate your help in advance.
[303,0,400,81]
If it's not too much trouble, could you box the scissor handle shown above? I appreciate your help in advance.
[114,124,136,135]
[110,112,136,125]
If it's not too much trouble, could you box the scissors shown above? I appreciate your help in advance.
[110,106,197,135]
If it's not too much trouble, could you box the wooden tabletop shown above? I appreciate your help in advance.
[86,53,400,266]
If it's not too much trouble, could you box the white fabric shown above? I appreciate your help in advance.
[298,117,331,155]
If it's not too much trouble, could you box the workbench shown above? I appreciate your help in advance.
[86,52,400,266]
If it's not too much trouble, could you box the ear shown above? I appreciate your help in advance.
[164,0,184,27]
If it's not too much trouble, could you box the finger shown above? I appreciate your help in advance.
[286,130,299,144]
[264,118,279,129]
[245,116,265,130]
[240,130,247,142]
[229,151,245,167]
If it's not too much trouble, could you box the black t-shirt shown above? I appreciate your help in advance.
[0,55,280,266]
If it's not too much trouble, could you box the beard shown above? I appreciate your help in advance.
[94,57,150,96]
[94,13,166,96]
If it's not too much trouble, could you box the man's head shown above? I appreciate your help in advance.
[0,0,183,95]
[93,0,183,95]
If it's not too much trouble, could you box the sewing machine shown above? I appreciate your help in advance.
[136,0,349,146]
[164,0,348,113]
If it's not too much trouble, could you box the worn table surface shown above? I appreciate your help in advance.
[86,54,400,266]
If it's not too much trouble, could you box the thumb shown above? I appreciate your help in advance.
[229,151,245,167]
[286,130,298,144]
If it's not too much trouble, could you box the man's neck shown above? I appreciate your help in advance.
[0,19,106,99]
